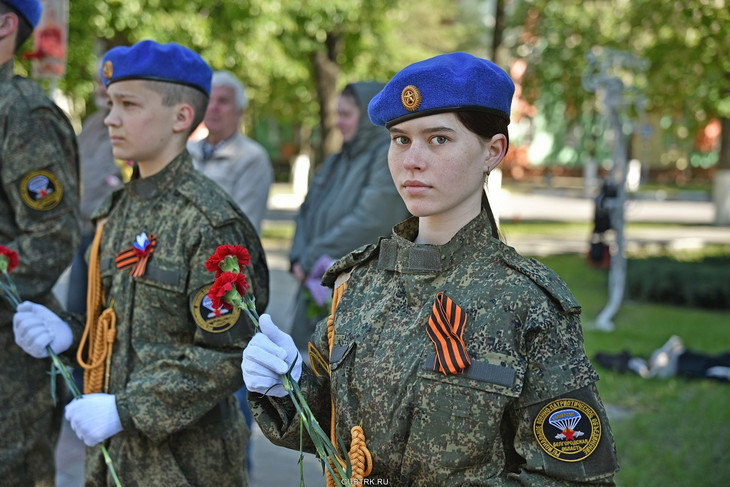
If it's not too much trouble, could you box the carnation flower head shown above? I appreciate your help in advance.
[205,244,251,276]
[208,271,248,310]
[0,245,19,274]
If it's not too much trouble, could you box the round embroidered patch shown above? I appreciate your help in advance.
[533,398,602,462]
[191,284,240,334]
[20,170,63,211]
[401,85,422,112]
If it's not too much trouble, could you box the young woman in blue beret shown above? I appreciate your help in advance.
[243,52,619,485]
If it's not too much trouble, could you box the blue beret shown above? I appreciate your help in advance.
[100,40,212,96]
[368,52,515,128]
[5,0,42,28]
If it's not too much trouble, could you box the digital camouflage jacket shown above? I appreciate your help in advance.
[251,211,618,486]
[78,150,268,487]
[0,59,80,485]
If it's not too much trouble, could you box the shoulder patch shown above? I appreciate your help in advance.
[189,283,241,333]
[322,242,379,287]
[533,398,602,462]
[499,245,580,313]
[19,169,63,211]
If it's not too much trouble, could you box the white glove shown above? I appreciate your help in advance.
[65,393,123,447]
[13,301,73,358]
[242,314,302,397]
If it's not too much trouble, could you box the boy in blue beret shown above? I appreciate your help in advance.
[0,0,41,49]
[243,52,618,485]
[1,0,80,485]
[14,40,269,486]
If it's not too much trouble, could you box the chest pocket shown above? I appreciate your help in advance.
[135,263,185,292]
[328,341,357,395]
[404,351,525,476]
[133,259,188,313]
[102,255,188,321]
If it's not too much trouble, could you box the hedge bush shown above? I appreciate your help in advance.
[626,255,730,309]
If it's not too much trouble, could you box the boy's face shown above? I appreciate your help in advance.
[104,80,179,167]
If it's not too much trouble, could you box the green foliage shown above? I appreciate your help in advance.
[625,253,730,309]
[54,0,476,148]
[506,0,730,167]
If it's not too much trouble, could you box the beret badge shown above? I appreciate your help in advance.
[401,85,422,112]
[102,60,114,80]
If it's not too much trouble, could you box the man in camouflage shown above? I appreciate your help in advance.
[0,0,80,484]
[14,40,269,485]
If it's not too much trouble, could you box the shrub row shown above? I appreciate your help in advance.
[626,255,730,309]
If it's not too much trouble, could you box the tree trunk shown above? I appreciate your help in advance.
[712,116,730,225]
[312,33,342,170]
[491,0,505,64]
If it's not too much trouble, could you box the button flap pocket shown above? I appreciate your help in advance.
[329,342,356,371]
[418,351,524,397]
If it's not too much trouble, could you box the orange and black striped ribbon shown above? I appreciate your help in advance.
[115,235,156,278]
[426,292,471,375]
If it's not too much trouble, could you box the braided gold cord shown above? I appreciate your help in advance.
[76,224,117,394]
[321,281,372,486]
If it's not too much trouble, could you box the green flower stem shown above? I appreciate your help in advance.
[0,274,20,309]
[0,278,123,487]
[47,345,122,486]
[226,289,351,485]
[48,347,81,399]
[284,370,351,483]
[102,445,122,487]
[298,416,306,487]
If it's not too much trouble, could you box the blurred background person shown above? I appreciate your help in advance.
[188,70,273,233]
[1,0,80,484]
[66,71,123,315]
[188,69,274,471]
[288,81,409,351]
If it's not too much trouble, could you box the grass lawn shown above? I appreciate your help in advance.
[538,253,730,487]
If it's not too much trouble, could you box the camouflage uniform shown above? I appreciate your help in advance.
[76,150,268,486]
[250,211,618,485]
[0,59,80,485]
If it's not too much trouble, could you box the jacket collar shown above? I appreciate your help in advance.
[1,60,14,82]
[377,211,494,274]
[127,150,191,200]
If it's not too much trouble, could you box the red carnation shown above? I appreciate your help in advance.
[0,245,19,273]
[208,272,248,310]
[205,244,251,275]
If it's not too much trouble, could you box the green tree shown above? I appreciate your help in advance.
[622,0,730,223]
[506,0,730,221]
[26,0,484,168]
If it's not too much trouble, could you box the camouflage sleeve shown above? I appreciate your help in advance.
[2,104,80,302]
[115,219,266,442]
[509,301,619,483]
[247,315,332,453]
[508,385,619,485]
[186,219,266,348]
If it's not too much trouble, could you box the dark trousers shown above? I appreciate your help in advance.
[678,350,730,381]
